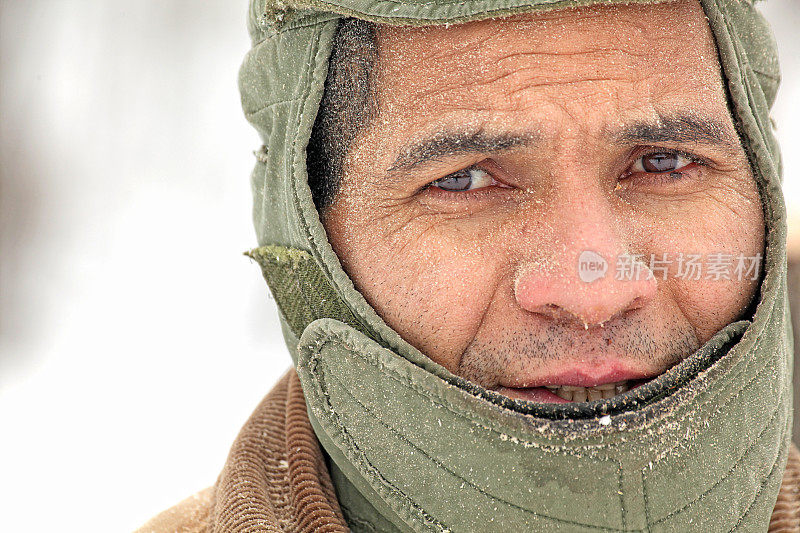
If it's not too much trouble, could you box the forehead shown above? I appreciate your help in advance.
[371,0,728,138]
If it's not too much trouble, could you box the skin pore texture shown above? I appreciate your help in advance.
[322,0,765,403]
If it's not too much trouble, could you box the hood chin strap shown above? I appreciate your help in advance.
[295,317,791,532]
[248,244,792,532]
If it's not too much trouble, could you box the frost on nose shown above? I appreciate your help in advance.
[514,249,657,329]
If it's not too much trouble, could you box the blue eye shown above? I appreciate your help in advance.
[431,167,494,191]
[632,151,695,173]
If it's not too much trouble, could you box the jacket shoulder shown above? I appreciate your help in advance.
[135,487,214,533]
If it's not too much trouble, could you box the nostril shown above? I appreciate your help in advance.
[525,295,649,330]
[534,303,603,328]
[537,303,574,324]
[628,296,648,312]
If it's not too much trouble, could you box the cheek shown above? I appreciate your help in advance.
[329,208,502,372]
[641,181,765,343]
[668,275,761,345]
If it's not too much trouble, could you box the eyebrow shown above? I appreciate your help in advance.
[610,113,739,151]
[386,130,537,173]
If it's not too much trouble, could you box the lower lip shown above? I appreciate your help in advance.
[498,380,650,404]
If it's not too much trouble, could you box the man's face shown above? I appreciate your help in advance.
[323,0,764,403]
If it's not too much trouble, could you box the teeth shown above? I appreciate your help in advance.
[555,388,572,401]
[544,380,631,402]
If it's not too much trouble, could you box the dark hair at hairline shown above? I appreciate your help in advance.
[307,18,378,213]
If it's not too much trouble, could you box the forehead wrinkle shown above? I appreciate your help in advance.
[495,46,652,63]
[403,44,678,111]
[375,4,714,121]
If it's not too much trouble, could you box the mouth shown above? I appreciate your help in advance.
[497,378,652,403]
[494,361,666,404]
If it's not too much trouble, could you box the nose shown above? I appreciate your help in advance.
[513,192,657,328]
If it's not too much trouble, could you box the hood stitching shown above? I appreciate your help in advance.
[647,385,784,525]
[328,366,629,531]
[304,324,787,530]
[733,424,792,531]
[305,322,776,452]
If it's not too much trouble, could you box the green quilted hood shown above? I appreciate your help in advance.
[240,0,792,530]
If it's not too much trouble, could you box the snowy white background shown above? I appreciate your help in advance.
[0,1,798,531]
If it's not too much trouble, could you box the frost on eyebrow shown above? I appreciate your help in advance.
[611,113,738,151]
[387,129,538,173]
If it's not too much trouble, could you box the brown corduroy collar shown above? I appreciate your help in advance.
[138,369,800,532]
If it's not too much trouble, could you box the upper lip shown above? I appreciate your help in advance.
[499,357,667,389]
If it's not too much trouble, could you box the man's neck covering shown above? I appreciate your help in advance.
[239,0,792,530]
